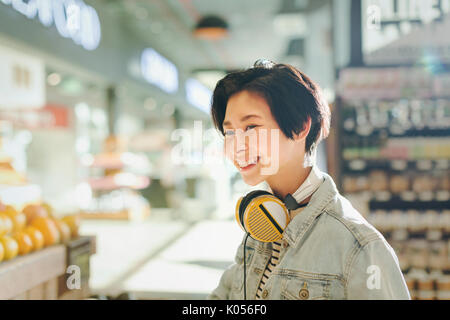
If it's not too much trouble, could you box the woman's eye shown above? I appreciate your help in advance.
[224,125,258,136]
[224,130,235,136]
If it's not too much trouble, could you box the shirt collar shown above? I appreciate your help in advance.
[291,164,324,205]
[262,164,324,205]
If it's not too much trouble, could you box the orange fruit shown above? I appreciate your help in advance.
[3,205,26,232]
[41,202,54,218]
[61,215,80,238]
[53,219,71,243]
[0,235,19,260]
[0,241,4,262]
[0,216,5,237]
[24,226,44,251]
[0,201,6,213]
[30,217,60,246]
[12,231,33,255]
[0,214,13,236]
[22,204,48,225]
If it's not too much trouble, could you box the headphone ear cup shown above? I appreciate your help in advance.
[239,191,289,242]
[235,197,244,231]
[239,190,272,229]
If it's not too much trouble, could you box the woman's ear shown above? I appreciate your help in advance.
[293,117,311,142]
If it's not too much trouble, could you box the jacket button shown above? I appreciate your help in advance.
[282,241,289,249]
[299,289,309,299]
[299,282,309,299]
[262,289,269,299]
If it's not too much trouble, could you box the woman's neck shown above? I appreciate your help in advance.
[266,161,313,201]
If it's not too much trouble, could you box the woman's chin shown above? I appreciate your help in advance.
[240,173,264,186]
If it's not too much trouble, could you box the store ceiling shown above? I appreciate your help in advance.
[98,0,330,89]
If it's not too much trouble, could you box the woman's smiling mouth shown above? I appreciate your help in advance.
[237,156,260,171]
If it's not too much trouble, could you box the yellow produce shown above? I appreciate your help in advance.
[0,235,19,261]
[0,241,4,262]
[41,202,54,218]
[22,204,48,225]
[61,215,80,238]
[24,226,44,251]
[31,217,60,246]
[53,219,71,243]
[3,205,26,232]
[13,231,33,255]
[0,214,13,236]
[0,216,4,237]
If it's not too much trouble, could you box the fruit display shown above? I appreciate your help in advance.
[0,201,80,264]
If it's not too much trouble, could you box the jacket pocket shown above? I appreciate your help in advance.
[281,277,329,300]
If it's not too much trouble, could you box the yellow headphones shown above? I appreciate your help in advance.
[235,190,290,242]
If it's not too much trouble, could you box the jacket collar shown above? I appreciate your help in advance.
[281,172,337,248]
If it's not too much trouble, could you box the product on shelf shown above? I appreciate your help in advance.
[30,217,60,247]
[12,231,33,255]
[337,66,450,299]
[61,215,80,238]
[2,205,26,233]
[369,170,389,192]
[0,235,18,261]
[22,204,49,224]
[24,226,44,252]
[390,175,410,193]
[0,199,81,264]
[53,219,71,244]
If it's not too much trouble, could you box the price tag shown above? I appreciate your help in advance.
[374,191,391,201]
[349,160,366,171]
[400,191,416,201]
[426,230,442,241]
[416,159,433,171]
[391,160,407,171]
[392,229,408,241]
[418,191,434,201]
[435,159,449,170]
[436,190,450,201]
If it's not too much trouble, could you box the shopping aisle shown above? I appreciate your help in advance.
[116,218,243,299]
[79,209,194,295]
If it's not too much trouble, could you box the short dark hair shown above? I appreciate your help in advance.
[210,61,331,155]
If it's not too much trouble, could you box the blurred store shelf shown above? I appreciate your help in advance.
[117,219,243,300]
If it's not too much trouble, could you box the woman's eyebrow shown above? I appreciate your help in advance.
[223,114,262,127]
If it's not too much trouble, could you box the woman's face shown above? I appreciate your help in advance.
[223,90,304,186]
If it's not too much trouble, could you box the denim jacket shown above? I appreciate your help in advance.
[207,172,411,300]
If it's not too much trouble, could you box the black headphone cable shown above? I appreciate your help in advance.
[243,233,250,300]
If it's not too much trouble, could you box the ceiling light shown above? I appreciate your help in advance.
[193,15,229,40]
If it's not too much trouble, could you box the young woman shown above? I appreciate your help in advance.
[207,60,410,300]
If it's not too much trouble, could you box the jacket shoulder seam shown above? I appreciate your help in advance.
[343,237,383,298]
[323,209,381,246]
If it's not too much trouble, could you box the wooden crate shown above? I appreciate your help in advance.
[0,245,66,300]
[0,236,96,300]
[58,236,96,299]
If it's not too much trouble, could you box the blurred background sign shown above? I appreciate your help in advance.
[0,0,102,51]
[363,0,450,65]
[0,45,46,109]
